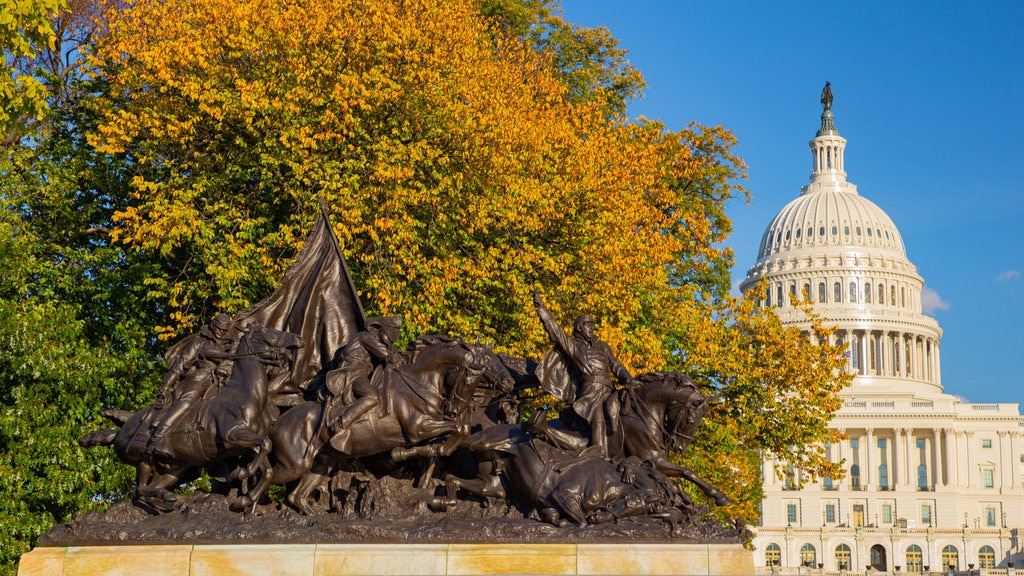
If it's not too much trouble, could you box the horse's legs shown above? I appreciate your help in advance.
[286,471,326,515]
[551,490,588,526]
[649,456,732,506]
[391,422,471,462]
[134,460,186,512]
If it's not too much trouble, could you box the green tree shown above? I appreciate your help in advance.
[0,3,159,572]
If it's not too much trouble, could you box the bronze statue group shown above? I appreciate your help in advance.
[80,214,728,530]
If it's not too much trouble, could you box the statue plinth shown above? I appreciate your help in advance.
[19,542,753,575]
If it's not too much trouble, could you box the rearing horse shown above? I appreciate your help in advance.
[528,371,731,506]
[78,326,303,511]
[242,336,515,514]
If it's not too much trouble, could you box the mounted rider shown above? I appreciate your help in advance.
[323,316,403,452]
[146,312,239,457]
[532,292,638,458]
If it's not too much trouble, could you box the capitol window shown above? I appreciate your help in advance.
[787,503,798,523]
[983,469,994,488]
[881,504,892,524]
[986,508,997,526]
[834,282,842,303]
[878,464,889,489]
[818,283,826,302]
[878,284,885,304]
[849,281,857,303]
[765,544,781,566]
[982,439,992,448]
[825,503,836,523]
[800,544,816,568]
[921,504,932,525]
[835,545,852,571]
[820,226,826,237]
[979,546,996,568]
[864,283,871,303]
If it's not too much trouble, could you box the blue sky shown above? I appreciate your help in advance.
[560,1,1024,403]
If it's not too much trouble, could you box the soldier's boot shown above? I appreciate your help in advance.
[328,396,379,453]
[145,401,188,459]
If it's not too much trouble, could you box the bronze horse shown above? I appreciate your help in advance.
[526,371,731,506]
[442,423,692,527]
[239,337,515,514]
[79,326,303,511]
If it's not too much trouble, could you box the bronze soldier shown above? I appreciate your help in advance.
[532,292,636,458]
[323,316,403,452]
[146,313,238,457]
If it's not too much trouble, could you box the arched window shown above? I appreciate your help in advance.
[941,545,959,571]
[818,282,826,303]
[891,286,896,306]
[864,283,872,303]
[765,286,771,307]
[979,546,995,568]
[777,285,783,308]
[800,544,817,567]
[850,464,860,489]
[878,284,885,304]
[917,464,928,490]
[835,544,851,571]
[878,464,889,489]
[906,545,923,573]
[803,283,810,301]
[849,281,857,303]
[851,338,860,371]
[765,543,781,566]
[901,287,906,307]
[834,282,842,303]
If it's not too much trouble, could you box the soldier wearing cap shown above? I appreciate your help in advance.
[532,292,636,458]
[147,313,238,457]
[323,316,403,452]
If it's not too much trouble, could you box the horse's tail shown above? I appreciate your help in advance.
[79,428,118,448]
[102,408,134,426]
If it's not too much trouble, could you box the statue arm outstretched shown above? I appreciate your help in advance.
[533,292,578,360]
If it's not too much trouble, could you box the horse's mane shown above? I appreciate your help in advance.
[404,334,469,364]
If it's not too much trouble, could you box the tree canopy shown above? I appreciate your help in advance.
[0,0,849,569]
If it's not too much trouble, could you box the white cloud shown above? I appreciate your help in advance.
[921,286,950,314]
[995,270,1021,283]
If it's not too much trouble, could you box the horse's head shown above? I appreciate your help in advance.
[663,374,708,454]
[240,325,304,364]
[465,344,515,394]
[633,372,708,455]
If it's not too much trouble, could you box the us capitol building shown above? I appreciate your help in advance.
[740,86,1024,574]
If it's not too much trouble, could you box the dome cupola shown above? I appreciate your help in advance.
[739,84,943,397]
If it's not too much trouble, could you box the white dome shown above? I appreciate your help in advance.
[757,188,906,261]
[740,96,943,397]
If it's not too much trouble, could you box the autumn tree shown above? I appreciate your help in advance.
[84,0,849,524]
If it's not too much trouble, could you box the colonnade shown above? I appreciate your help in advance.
[834,328,941,383]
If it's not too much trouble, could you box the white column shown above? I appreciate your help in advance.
[865,428,875,490]
[1012,432,1021,490]
[999,430,1012,491]
[903,428,914,488]
[963,431,974,488]
[932,428,943,487]
[893,428,904,487]
[944,428,957,487]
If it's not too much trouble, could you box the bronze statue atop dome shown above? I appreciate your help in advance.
[821,81,833,111]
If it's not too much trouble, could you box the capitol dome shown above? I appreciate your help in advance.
[739,86,943,397]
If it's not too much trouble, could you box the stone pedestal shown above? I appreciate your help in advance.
[19,542,753,575]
